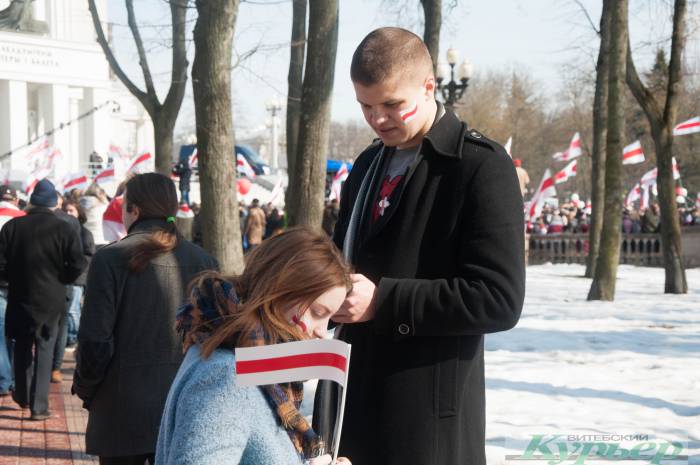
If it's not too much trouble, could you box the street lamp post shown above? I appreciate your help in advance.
[436,47,473,109]
[265,98,283,173]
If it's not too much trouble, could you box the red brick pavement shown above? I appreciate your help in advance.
[0,349,97,465]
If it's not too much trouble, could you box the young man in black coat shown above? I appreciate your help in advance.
[0,179,86,420]
[313,28,525,465]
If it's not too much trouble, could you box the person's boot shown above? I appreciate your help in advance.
[51,370,62,383]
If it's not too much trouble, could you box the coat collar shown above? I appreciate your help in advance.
[27,206,55,215]
[421,105,467,159]
[127,217,170,235]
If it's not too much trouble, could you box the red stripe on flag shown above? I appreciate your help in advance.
[236,352,347,374]
[676,121,700,130]
[541,176,555,191]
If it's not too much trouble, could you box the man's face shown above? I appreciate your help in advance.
[353,74,434,148]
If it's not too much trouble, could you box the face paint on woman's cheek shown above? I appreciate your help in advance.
[292,312,315,335]
[399,100,418,124]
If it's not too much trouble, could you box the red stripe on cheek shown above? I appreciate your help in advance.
[400,104,418,121]
[236,353,348,373]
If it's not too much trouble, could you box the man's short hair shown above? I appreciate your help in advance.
[0,186,18,201]
[351,27,433,86]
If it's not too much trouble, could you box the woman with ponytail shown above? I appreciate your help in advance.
[155,227,352,465]
[73,173,218,465]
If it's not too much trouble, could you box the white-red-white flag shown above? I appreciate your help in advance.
[552,132,582,161]
[235,338,351,387]
[504,137,513,158]
[188,148,198,168]
[672,157,681,180]
[640,167,657,186]
[329,163,349,201]
[61,173,90,192]
[108,144,129,161]
[94,167,115,186]
[269,177,284,205]
[554,160,577,184]
[527,169,556,223]
[128,152,153,174]
[176,203,195,219]
[622,140,645,165]
[640,184,651,210]
[673,116,700,136]
[626,183,641,207]
[696,193,700,210]
[102,196,126,243]
[236,153,257,179]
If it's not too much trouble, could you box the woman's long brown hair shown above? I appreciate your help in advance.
[124,173,179,273]
[197,227,352,358]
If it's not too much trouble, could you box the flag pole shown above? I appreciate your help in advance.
[331,344,351,465]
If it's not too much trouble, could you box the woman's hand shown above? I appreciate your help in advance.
[308,455,351,465]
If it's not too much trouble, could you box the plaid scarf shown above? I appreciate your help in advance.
[176,277,325,460]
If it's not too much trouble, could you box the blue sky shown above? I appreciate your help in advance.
[108,0,699,137]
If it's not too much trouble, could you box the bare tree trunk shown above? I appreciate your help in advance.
[420,0,441,74]
[285,0,307,211]
[588,0,627,301]
[585,4,611,278]
[87,0,188,176]
[192,0,244,274]
[625,0,688,294]
[287,0,339,229]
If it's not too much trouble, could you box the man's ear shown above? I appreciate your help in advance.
[423,75,436,100]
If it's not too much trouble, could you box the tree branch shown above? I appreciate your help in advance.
[163,0,189,117]
[126,0,159,104]
[663,0,686,125]
[572,0,600,35]
[87,0,152,112]
[625,38,663,127]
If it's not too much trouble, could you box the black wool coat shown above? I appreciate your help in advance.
[72,219,218,457]
[314,109,525,465]
[0,208,86,338]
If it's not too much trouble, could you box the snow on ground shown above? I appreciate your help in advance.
[486,264,700,465]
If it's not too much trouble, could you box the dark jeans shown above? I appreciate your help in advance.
[0,288,13,392]
[52,286,72,371]
[99,454,155,465]
[13,323,58,414]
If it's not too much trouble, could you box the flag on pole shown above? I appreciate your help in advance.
[23,137,51,166]
[554,160,577,184]
[103,196,126,243]
[552,132,582,161]
[503,137,513,158]
[329,163,349,201]
[269,176,284,205]
[622,140,645,165]
[526,169,556,223]
[640,184,650,210]
[128,152,153,174]
[236,154,257,179]
[695,193,700,210]
[94,167,115,186]
[640,168,657,186]
[672,116,700,136]
[672,157,681,180]
[235,338,352,464]
[62,173,90,192]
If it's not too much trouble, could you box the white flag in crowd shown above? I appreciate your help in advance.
[94,167,115,186]
[622,140,645,165]
[673,116,700,136]
[188,148,198,168]
[329,163,349,202]
[554,160,577,184]
[625,183,641,207]
[503,137,513,158]
[527,169,556,223]
[552,132,582,161]
[61,172,90,192]
[236,153,257,179]
[696,193,700,210]
[128,152,153,174]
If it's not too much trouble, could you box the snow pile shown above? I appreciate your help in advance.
[486,264,700,465]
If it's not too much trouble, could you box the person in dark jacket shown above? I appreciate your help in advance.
[72,173,218,465]
[172,160,192,205]
[313,28,525,465]
[0,179,86,420]
[62,200,95,347]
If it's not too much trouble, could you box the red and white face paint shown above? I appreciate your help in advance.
[399,100,418,124]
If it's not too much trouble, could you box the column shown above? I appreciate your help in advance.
[82,87,110,170]
[0,80,29,178]
[39,84,70,179]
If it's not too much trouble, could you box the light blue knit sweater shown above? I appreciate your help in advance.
[155,345,302,465]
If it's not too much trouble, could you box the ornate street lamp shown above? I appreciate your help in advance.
[436,47,473,109]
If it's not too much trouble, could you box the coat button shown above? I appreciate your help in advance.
[398,323,410,335]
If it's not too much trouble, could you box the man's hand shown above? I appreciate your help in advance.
[332,273,377,324]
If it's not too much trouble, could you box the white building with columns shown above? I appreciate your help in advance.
[0,0,153,189]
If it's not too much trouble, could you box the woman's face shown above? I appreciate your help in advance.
[65,204,79,218]
[288,286,348,339]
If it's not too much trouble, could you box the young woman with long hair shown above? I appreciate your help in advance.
[73,173,218,465]
[156,227,353,465]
